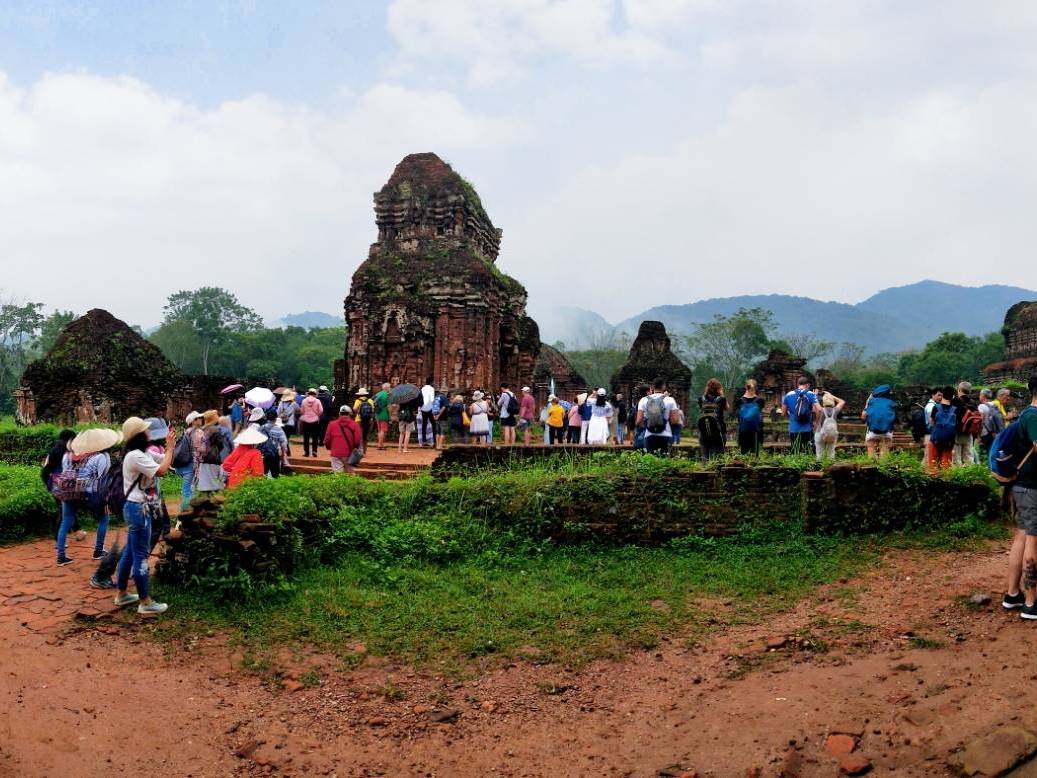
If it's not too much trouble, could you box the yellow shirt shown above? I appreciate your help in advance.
[353,398,373,416]
[546,404,565,427]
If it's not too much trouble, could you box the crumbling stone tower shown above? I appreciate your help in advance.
[610,321,692,410]
[343,153,541,393]
[984,301,1037,384]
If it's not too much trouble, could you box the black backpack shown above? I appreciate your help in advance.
[359,400,374,421]
[399,406,415,424]
[697,396,724,445]
[909,406,928,443]
[506,392,520,416]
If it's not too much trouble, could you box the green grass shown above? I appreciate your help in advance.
[152,519,1005,675]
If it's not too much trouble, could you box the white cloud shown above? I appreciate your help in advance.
[0,71,522,326]
[387,0,680,86]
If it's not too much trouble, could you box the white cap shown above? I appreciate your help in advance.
[319,385,328,391]
[185,411,202,424]
[522,386,531,392]
[596,388,606,396]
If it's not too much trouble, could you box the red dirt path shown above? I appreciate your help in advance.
[2,533,1036,777]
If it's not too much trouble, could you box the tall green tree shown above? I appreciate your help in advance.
[36,310,76,355]
[162,287,263,374]
[681,307,774,393]
[0,301,44,413]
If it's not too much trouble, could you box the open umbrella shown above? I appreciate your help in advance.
[388,383,420,405]
[220,383,244,395]
[244,386,275,409]
[273,386,290,395]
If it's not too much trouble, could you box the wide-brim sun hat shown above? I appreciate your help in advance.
[281,390,297,402]
[70,428,123,456]
[185,410,202,424]
[822,392,835,408]
[248,406,265,422]
[144,417,169,441]
[577,392,588,405]
[357,387,369,396]
[202,410,220,426]
[472,391,484,400]
[235,427,268,446]
[121,417,151,443]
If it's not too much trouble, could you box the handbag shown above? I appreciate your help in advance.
[462,410,471,426]
[347,449,364,467]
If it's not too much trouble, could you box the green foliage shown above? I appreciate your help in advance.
[561,347,628,391]
[0,299,76,414]
[0,421,71,465]
[162,287,264,374]
[0,465,56,543]
[680,307,774,393]
[896,331,1003,387]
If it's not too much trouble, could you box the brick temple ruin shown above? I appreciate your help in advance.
[343,152,577,396]
[532,344,587,405]
[610,321,692,410]
[984,301,1037,384]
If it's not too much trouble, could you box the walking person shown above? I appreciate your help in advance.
[325,405,364,473]
[276,391,297,454]
[696,379,727,459]
[191,410,228,494]
[815,392,846,460]
[374,383,391,450]
[353,388,375,453]
[497,383,518,445]
[781,376,821,455]
[519,386,536,446]
[299,388,324,458]
[586,388,613,445]
[258,409,288,477]
[468,391,492,446]
[733,379,765,455]
[113,416,175,616]
[316,385,335,443]
[1002,375,1037,620]
[52,427,120,567]
[42,428,77,542]
[636,378,679,456]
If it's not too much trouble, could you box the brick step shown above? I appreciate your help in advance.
[286,456,420,471]
[288,463,415,480]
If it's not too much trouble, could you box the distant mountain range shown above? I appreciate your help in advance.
[540,281,1036,354]
[269,311,343,330]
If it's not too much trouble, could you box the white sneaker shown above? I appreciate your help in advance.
[113,593,140,607]
[137,602,168,615]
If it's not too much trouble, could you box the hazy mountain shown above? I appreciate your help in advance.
[530,305,616,350]
[273,311,343,329]
[592,281,1037,355]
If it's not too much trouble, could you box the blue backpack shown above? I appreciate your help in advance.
[738,399,763,433]
[930,404,957,447]
[865,387,897,434]
[989,407,1037,484]
[792,390,813,425]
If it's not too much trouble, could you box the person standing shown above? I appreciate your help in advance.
[222,427,267,489]
[545,395,566,445]
[259,409,288,477]
[732,379,765,455]
[816,392,846,460]
[172,411,202,511]
[781,376,821,455]
[927,387,957,471]
[325,405,364,472]
[951,381,980,465]
[994,388,1013,421]
[567,396,583,444]
[353,388,375,453]
[497,383,517,445]
[578,391,593,444]
[398,396,419,452]
[614,393,627,444]
[373,382,391,450]
[696,379,727,459]
[276,391,297,453]
[229,397,244,435]
[518,386,536,446]
[113,417,175,616]
[299,389,324,458]
[42,428,77,541]
[861,385,896,459]
[636,377,679,456]
[978,388,1005,460]
[468,391,491,446]
[586,389,613,445]
[419,377,437,448]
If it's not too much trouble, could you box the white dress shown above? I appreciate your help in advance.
[587,402,613,445]
[468,401,490,436]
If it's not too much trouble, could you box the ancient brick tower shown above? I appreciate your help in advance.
[983,301,1037,384]
[610,321,692,410]
[343,153,541,393]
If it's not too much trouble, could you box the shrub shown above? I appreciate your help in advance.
[0,465,56,543]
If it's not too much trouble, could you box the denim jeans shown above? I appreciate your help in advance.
[174,463,194,510]
[56,497,107,560]
[116,501,152,599]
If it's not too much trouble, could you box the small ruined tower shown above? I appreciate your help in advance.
[610,321,692,410]
[343,153,540,393]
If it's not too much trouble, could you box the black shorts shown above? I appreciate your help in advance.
[500,416,517,428]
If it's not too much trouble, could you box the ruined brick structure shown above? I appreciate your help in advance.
[344,153,541,394]
[18,309,182,425]
[750,350,814,415]
[532,344,587,406]
[984,301,1037,385]
[610,321,692,410]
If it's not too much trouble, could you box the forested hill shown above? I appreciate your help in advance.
[545,281,1035,354]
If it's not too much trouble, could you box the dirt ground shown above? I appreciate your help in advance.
[2,533,1036,777]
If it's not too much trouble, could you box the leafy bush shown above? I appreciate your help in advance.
[0,465,56,543]
[0,420,120,466]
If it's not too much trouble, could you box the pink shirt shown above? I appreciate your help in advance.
[300,396,323,424]
[568,405,581,426]
[520,393,535,421]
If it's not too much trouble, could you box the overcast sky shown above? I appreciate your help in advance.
[2,1,1036,328]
